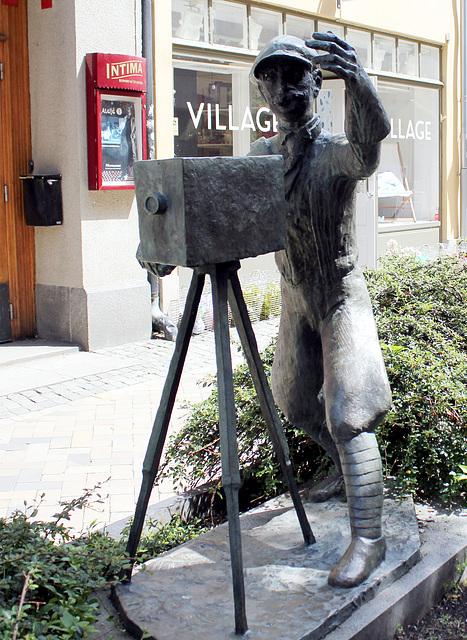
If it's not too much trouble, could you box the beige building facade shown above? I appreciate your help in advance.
[27,0,151,350]
[155,0,462,317]
[0,1,463,349]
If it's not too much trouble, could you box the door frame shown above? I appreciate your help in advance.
[0,3,35,341]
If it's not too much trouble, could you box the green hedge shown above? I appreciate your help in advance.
[159,245,467,505]
[0,488,207,639]
[159,346,329,506]
[367,245,467,501]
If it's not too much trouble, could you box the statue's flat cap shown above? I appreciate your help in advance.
[251,35,317,82]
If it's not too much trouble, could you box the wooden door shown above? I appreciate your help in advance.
[0,3,35,342]
[0,36,10,341]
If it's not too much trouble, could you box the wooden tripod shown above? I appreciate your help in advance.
[121,260,314,636]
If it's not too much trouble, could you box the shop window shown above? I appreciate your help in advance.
[316,79,345,134]
[171,4,440,87]
[377,82,439,224]
[317,21,344,39]
[373,35,396,73]
[316,89,334,132]
[174,68,233,156]
[285,14,314,40]
[397,40,418,76]
[211,0,247,48]
[173,65,277,158]
[172,0,208,42]
[249,8,282,51]
[420,44,440,80]
[346,28,371,68]
[249,81,277,145]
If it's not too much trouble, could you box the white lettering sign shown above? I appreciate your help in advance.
[187,101,204,129]
[215,104,226,131]
[186,102,278,133]
[207,103,212,130]
[256,106,271,132]
[242,106,255,131]
[106,61,143,80]
[390,118,432,141]
[228,105,239,131]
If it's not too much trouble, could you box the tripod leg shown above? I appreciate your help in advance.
[121,270,206,582]
[227,268,315,546]
[210,264,248,636]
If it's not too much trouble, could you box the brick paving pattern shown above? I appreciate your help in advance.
[0,319,279,532]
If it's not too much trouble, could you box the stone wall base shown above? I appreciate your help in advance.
[35,281,151,350]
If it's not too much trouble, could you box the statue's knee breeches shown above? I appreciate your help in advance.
[321,281,392,443]
[325,401,390,444]
[271,299,324,430]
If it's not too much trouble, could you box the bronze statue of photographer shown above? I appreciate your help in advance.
[249,32,392,588]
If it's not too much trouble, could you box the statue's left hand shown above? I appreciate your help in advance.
[305,32,363,81]
[306,31,390,159]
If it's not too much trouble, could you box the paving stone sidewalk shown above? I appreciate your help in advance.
[0,319,279,532]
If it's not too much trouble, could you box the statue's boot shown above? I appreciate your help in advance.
[306,419,344,503]
[328,432,386,588]
[306,468,344,502]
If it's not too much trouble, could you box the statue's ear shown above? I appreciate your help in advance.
[312,68,322,98]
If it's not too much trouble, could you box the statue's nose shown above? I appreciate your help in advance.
[282,77,297,92]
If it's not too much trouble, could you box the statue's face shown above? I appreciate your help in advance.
[256,57,322,127]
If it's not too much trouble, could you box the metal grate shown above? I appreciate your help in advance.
[167,269,281,332]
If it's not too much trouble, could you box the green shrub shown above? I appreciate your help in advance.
[260,282,281,320]
[0,488,208,639]
[120,514,208,566]
[0,488,126,640]
[239,283,264,323]
[158,341,331,504]
[159,245,467,505]
[235,281,281,325]
[366,245,467,502]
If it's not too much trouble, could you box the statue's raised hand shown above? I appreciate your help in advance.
[305,32,362,82]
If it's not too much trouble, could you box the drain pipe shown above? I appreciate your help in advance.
[142,0,178,341]
[461,0,467,236]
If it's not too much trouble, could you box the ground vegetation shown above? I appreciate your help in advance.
[0,487,206,639]
[4,245,467,638]
[159,244,467,506]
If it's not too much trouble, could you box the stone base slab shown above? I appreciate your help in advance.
[113,494,420,640]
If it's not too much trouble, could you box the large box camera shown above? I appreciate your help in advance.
[134,156,286,268]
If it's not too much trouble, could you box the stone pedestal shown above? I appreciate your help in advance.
[114,494,420,640]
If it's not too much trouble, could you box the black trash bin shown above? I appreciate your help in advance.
[19,174,63,226]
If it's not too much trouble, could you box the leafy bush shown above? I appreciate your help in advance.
[237,281,281,325]
[0,488,208,639]
[241,284,265,323]
[260,282,281,320]
[366,245,467,502]
[158,341,331,505]
[121,514,208,566]
[0,488,126,640]
[159,245,467,505]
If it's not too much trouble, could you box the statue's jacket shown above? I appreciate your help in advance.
[249,71,391,326]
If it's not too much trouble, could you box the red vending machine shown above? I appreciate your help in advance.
[86,53,147,190]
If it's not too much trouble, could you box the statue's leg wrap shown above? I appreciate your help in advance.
[328,432,386,588]
[305,419,343,502]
